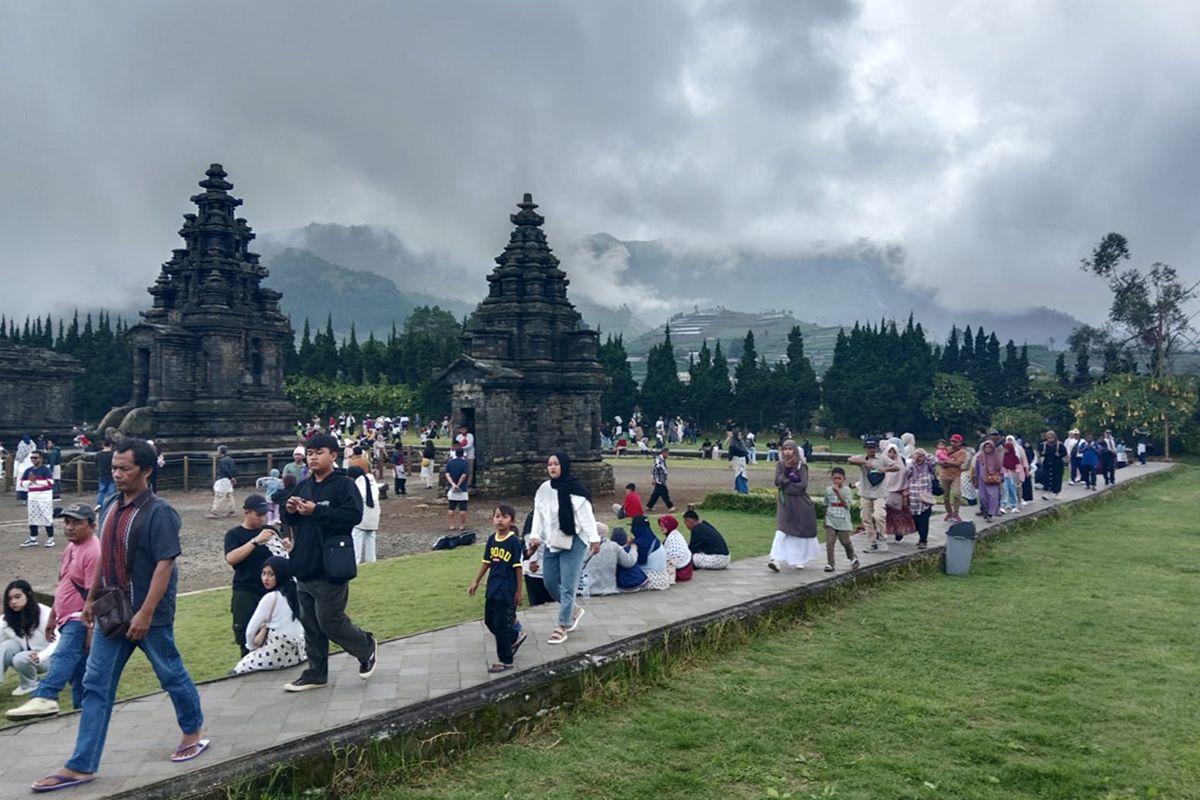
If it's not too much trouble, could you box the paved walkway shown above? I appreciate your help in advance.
[0,462,1171,799]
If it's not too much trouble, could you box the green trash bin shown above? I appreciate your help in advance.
[944,520,977,576]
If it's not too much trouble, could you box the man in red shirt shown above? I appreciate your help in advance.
[7,503,102,720]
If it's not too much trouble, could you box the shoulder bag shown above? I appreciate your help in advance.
[324,535,358,582]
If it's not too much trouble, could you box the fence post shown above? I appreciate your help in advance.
[76,461,84,495]
[211,455,217,483]
[266,453,273,473]
[183,456,190,492]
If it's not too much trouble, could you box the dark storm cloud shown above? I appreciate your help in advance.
[0,0,1196,325]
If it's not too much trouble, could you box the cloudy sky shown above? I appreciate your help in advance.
[1,0,1197,325]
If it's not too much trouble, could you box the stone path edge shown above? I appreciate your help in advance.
[86,463,1178,800]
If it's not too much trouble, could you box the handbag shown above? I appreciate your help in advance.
[323,534,358,581]
[91,586,135,640]
[931,474,943,496]
[885,491,904,511]
[985,472,1003,486]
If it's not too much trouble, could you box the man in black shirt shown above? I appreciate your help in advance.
[95,439,116,508]
[223,494,275,657]
[683,509,730,570]
[282,434,377,692]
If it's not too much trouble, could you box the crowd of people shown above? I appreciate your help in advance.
[0,412,1152,792]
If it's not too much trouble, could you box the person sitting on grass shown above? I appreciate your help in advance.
[630,515,670,591]
[609,528,649,591]
[1,579,56,697]
[658,514,693,583]
[232,556,306,675]
[612,482,645,520]
[682,509,730,570]
[468,504,527,673]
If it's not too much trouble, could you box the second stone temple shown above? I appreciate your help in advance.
[439,194,613,496]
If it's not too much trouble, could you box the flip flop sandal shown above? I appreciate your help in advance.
[170,739,211,763]
[511,632,528,657]
[487,663,514,673]
[32,774,95,793]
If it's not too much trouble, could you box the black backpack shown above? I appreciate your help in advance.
[431,530,477,551]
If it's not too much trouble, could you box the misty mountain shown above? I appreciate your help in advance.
[262,248,473,339]
[581,234,1082,347]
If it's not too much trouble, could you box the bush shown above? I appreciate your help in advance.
[699,490,861,523]
[284,376,418,419]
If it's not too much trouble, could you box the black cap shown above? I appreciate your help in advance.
[55,503,97,522]
[243,494,270,514]
[864,438,879,449]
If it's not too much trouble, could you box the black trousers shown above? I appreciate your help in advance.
[394,477,407,495]
[1022,476,1033,502]
[913,509,931,544]
[484,596,518,664]
[1079,464,1096,488]
[296,577,373,683]
[231,589,263,657]
[647,483,673,510]
[1101,454,1116,485]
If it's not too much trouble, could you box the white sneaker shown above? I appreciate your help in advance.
[12,682,39,696]
[19,538,39,548]
[5,696,59,719]
[45,539,56,548]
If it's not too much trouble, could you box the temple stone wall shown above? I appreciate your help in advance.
[0,343,83,441]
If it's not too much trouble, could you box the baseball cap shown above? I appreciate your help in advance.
[243,494,270,514]
[55,503,96,522]
[950,434,964,444]
[864,438,879,449]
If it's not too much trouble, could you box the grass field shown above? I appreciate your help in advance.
[328,466,1198,800]
[0,510,777,723]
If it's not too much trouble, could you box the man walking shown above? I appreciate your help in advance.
[938,434,969,522]
[31,438,206,792]
[95,439,116,508]
[848,438,892,552]
[646,448,676,512]
[7,503,102,721]
[19,451,56,548]
[206,445,238,518]
[282,433,377,692]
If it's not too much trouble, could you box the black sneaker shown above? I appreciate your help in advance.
[283,675,327,692]
[359,635,378,680]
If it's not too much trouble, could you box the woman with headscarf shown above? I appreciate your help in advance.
[973,440,1004,521]
[14,435,34,503]
[580,523,641,596]
[900,432,917,462]
[768,440,822,570]
[347,466,381,564]
[609,528,649,591]
[232,556,306,675]
[906,449,937,549]
[882,441,916,541]
[529,451,601,644]
[629,513,670,590]
[658,514,693,583]
[728,430,750,494]
[1000,437,1024,514]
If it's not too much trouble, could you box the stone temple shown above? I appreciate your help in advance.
[0,342,83,442]
[439,194,613,497]
[100,165,298,450]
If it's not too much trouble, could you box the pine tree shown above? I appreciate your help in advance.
[599,334,639,421]
[783,326,820,431]
[940,325,961,373]
[1055,352,1069,386]
[640,325,682,421]
[342,323,363,384]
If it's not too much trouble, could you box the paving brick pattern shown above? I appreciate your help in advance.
[0,463,1170,799]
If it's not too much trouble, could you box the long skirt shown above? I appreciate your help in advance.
[232,630,306,674]
[885,505,916,536]
[769,532,823,567]
[977,482,1001,517]
[27,491,54,526]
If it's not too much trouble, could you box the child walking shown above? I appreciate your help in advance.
[468,504,527,673]
[392,448,408,496]
[823,467,859,572]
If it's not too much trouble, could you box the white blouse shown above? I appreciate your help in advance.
[529,481,600,552]
[244,591,305,649]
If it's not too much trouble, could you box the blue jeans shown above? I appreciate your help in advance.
[1002,475,1019,509]
[734,474,749,494]
[542,536,587,628]
[65,625,203,775]
[33,620,88,709]
[96,479,116,508]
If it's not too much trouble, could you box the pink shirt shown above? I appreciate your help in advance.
[53,536,102,627]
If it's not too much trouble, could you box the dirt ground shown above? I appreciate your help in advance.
[3,459,820,595]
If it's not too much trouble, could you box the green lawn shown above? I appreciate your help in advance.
[339,467,1198,800]
[0,510,776,722]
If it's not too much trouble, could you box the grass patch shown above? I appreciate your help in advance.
[324,466,1197,800]
[0,511,775,724]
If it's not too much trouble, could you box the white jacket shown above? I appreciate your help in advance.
[244,591,305,649]
[529,481,600,551]
[354,473,382,531]
[0,603,58,660]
